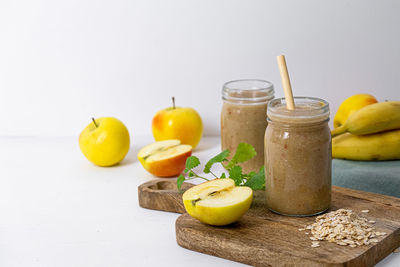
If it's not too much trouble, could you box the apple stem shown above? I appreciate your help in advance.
[92,117,98,128]
[172,96,175,109]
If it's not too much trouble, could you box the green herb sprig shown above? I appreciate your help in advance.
[177,143,265,191]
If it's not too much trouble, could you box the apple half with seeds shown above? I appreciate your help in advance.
[182,178,253,226]
[138,139,192,177]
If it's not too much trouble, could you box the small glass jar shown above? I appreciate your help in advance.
[221,79,274,173]
[265,97,331,216]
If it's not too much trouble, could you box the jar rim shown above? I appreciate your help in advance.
[267,97,330,123]
[222,79,274,103]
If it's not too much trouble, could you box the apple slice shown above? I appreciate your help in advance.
[137,140,192,177]
[183,178,253,226]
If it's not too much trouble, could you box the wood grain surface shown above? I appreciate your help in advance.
[138,179,194,214]
[138,180,400,266]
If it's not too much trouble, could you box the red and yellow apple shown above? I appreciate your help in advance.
[334,94,378,128]
[152,97,203,149]
[182,178,253,226]
[79,117,130,166]
[137,139,192,177]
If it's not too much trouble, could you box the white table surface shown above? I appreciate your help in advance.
[0,136,398,267]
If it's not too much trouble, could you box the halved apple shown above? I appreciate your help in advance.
[137,139,192,177]
[182,178,253,226]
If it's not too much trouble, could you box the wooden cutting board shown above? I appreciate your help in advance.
[138,180,400,267]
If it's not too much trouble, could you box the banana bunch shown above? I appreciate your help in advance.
[332,98,400,161]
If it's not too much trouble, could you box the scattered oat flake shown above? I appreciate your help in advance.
[301,209,385,248]
[298,228,305,231]
[375,232,387,236]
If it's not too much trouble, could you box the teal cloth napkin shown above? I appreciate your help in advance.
[332,159,400,198]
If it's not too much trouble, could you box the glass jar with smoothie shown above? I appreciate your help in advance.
[221,79,274,173]
[265,97,331,216]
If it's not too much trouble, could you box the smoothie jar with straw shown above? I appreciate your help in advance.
[264,56,332,216]
[264,97,331,216]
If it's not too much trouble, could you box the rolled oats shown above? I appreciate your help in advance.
[302,209,385,248]
[311,241,320,248]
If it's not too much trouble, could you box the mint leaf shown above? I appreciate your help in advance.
[232,143,257,163]
[176,143,262,192]
[229,165,243,186]
[245,171,257,179]
[226,143,256,169]
[184,156,200,173]
[244,167,265,190]
[203,150,230,173]
[177,174,185,191]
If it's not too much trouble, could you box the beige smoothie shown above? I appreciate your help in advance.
[221,80,274,173]
[265,97,331,216]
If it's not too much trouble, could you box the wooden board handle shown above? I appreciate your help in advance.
[138,179,194,214]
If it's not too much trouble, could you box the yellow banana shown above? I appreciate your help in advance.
[331,101,400,137]
[333,94,377,128]
[332,129,400,160]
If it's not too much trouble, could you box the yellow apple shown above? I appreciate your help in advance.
[152,97,203,149]
[182,178,253,226]
[79,117,130,166]
[137,139,192,177]
[334,94,378,128]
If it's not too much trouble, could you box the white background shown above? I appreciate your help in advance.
[1,0,399,138]
[1,2,400,266]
